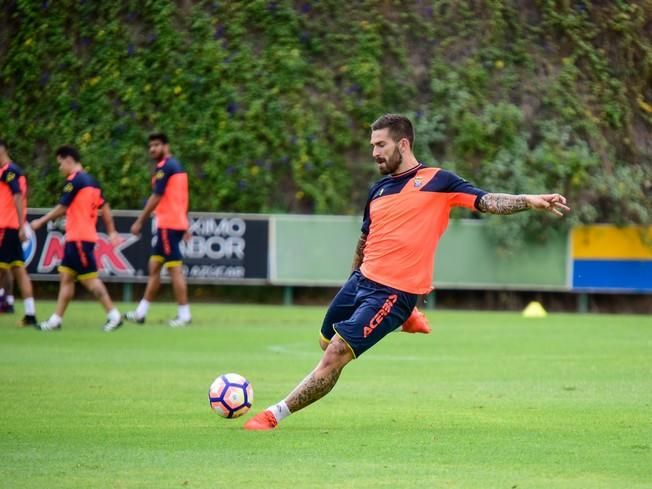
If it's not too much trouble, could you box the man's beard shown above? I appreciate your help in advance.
[377,147,402,175]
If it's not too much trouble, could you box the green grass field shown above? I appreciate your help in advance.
[1,302,651,489]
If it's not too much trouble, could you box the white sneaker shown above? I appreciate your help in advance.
[169,317,191,328]
[38,320,61,331]
[103,316,123,332]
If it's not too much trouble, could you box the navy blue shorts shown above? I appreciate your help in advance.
[320,270,417,358]
[59,241,98,280]
[0,228,25,268]
[152,228,184,267]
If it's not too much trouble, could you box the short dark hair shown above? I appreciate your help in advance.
[0,139,7,149]
[370,114,414,148]
[148,132,169,144]
[55,145,81,162]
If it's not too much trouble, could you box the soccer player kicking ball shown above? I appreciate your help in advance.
[123,133,191,328]
[244,114,570,430]
[0,139,38,325]
[30,146,123,332]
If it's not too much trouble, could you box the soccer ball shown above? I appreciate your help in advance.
[49,217,66,232]
[208,373,253,418]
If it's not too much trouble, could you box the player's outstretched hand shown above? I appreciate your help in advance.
[109,231,121,247]
[30,218,44,231]
[527,194,570,217]
[130,221,142,236]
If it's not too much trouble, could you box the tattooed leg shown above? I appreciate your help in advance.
[285,336,354,413]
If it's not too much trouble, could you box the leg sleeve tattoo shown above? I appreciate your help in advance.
[285,339,351,413]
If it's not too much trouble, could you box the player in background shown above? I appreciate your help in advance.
[0,139,37,325]
[123,133,191,328]
[30,145,123,332]
[244,114,570,430]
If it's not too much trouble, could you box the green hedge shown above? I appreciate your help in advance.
[1,0,650,248]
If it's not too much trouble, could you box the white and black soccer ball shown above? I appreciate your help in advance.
[208,373,253,418]
[50,217,67,232]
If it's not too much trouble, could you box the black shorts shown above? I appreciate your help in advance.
[0,228,25,268]
[59,241,98,280]
[320,270,417,358]
[152,228,184,268]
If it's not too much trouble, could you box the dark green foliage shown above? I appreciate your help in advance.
[1,0,650,244]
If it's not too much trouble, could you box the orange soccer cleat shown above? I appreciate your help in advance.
[243,410,278,431]
[401,307,431,334]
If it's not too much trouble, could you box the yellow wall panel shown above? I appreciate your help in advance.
[572,225,652,259]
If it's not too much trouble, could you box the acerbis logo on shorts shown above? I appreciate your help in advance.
[363,294,397,338]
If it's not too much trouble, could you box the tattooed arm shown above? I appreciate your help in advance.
[478,193,570,217]
[351,232,367,271]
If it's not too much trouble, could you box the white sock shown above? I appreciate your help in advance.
[107,308,121,321]
[48,314,62,326]
[24,297,34,315]
[135,299,150,318]
[267,400,291,423]
[178,304,191,321]
[8,294,15,306]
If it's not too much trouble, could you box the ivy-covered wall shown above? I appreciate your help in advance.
[1,0,650,247]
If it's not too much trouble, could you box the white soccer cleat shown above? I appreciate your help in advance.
[37,320,61,332]
[122,310,145,324]
[103,316,124,332]
[168,317,191,328]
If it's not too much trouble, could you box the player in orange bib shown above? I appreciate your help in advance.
[30,146,123,332]
[124,133,191,328]
[0,139,37,325]
[244,114,570,430]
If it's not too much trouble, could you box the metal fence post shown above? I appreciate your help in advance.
[123,282,133,304]
[283,286,293,306]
